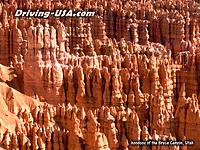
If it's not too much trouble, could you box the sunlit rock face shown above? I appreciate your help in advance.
[0,0,199,150]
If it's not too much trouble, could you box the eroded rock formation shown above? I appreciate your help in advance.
[0,0,199,150]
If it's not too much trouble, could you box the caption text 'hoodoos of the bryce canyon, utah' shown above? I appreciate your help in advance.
[0,0,200,150]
